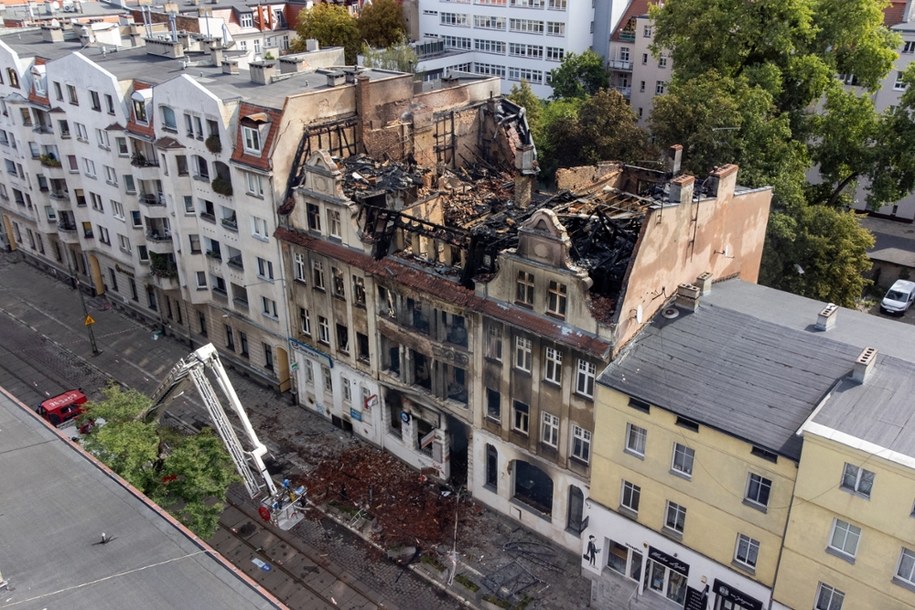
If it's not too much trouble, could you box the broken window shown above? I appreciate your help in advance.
[445,365,467,405]
[516,270,535,306]
[445,313,467,347]
[515,336,532,372]
[544,347,562,384]
[514,460,553,515]
[408,299,430,334]
[332,267,346,299]
[382,336,400,376]
[328,208,342,238]
[512,400,529,434]
[547,280,567,317]
[387,394,403,436]
[306,203,321,232]
[353,276,366,307]
[416,418,435,457]
[486,388,501,420]
[356,332,370,361]
[378,286,396,318]
[486,323,503,361]
[486,444,498,490]
[336,323,349,353]
[412,351,432,390]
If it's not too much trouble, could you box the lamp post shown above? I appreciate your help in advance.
[67,253,100,356]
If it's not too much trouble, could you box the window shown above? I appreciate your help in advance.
[332,267,345,298]
[512,401,529,434]
[486,388,501,420]
[328,209,342,238]
[895,71,907,91]
[544,347,562,384]
[263,343,273,370]
[256,257,274,280]
[74,122,88,141]
[104,166,118,185]
[97,226,110,245]
[306,203,322,232]
[246,171,263,196]
[441,12,469,26]
[625,423,646,456]
[312,260,325,290]
[318,316,330,344]
[516,271,535,305]
[643,24,653,38]
[576,359,595,397]
[815,583,845,610]
[105,93,115,114]
[90,90,101,111]
[195,271,207,289]
[745,473,772,508]
[336,323,349,352]
[515,336,532,371]
[341,378,352,404]
[67,84,78,105]
[572,426,591,463]
[252,216,269,240]
[356,332,369,361]
[486,323,503,360]
[896,548,915,587]
[84,158,96,178]
[111,201,125,220]
[262,297,278,318]
[240,12,253,27]
[53,81,62,100]
[160,105,177,131]
[656,81,666,94]
[658,55,668,68]
[95,129,110,150]
[541,412,559,447]
[546,21,564,35]
[664,501,686,533]
[905,41,915,54]
[841,463,874,498]
[299,307,311,335]
[671,443,694,477]
[188,234,201,254]
[321,365,332,392]
[137,245,149,262]
[828,519,861,559]
[734,534,759,570]
[352,276,366,307]
[294,252,306,281]
[547,281,567,316]
[242,126,261,154]
[621,481,640,513]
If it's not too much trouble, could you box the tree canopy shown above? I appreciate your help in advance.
[81,385,238,537]
[548,51,609,99]
[291,4,360,64]
[358,0,407,49]
[361,36,417,73]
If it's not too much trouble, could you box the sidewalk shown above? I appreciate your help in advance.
[0,251,596,609]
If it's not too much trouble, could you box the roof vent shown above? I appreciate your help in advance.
[662,307,680,320]
[816,303,838,332]
[852,347,877,384]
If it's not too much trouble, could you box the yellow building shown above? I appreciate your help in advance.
[585,279,915,610]
[774,349,915,610]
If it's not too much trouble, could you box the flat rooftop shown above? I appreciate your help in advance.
[0,387,282,609]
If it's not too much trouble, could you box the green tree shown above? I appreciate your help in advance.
[507,80,544,138]
[291,4,360,64]
[358,0,406,49]
[548,50,609,99]
[80,384,238,538]
[361,37,417,73]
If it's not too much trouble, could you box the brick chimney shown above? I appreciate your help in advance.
[668,174,694,204]
[707,164,738,200]
[666,144,683,175]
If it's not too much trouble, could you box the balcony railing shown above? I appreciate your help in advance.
[58,222,77,232]
[139,192,166,205]
[607,59,633,71]
[130,153,159,168]
[146,230,171,242]
[227,255,243,269]
[206,250,222,261]
[613,85,632,98]
[618,31,635,42]
[220,217,238,231]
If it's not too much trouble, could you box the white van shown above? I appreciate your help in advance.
[880,279,915,315]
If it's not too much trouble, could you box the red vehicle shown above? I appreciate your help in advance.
[36,389,88,426]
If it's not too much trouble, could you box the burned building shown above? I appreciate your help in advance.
[276,133,773,550]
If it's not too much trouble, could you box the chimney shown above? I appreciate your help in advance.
[210,44,223,67]
[816,303,838,331]
[41,25,64,42]
[250,60,277,85]
[675,283,701,312]
[306,38,319,52]
[695,272,712,295]
[279,55,306,73]
[223,58,239,75]
[668,174,694,204]
[666,144,682,175]
[852,347,877,384]
[707,164,738,200]
[325,69,345,87]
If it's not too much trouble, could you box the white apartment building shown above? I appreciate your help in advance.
[415,0,628,98]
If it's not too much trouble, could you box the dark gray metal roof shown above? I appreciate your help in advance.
[0,389,282,610]
[598,279,915,460]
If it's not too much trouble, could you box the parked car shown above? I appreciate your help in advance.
[880,279,915,315]
[36,389,87,426]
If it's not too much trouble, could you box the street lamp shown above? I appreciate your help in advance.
[66,253,100,356]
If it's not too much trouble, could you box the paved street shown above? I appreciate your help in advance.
[0,250,598,610]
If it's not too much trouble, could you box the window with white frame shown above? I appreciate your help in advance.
[515,336,532,371]
[485,323,502,360]
[240,12,253,27]
[546,21,565,35]
[242,126,261,154]
[664,501,686,533]
[318,316,330,344]
[352,276,366,307]
[473,14,505,29]
[252,215,269,240]
[246,171,264,196]
[328,209,342,238]
[625,423,646,456]
[815,583,845,610]
[294,252,306,281]
[896,548,915,587]
[895,71,907,91]
[257,257,274,280]
[576,359,595,397]
[299,307,311,335]
[510,18,544,33]
[547,280,567,316]
[104,165,117,185]
[475,39,506,54]
[306,203,321,232]
[621,480,640,513]
[90,192,103,211]
[745,473,772,508]
[516,270,534,305]
[840,463,874,498]
[671,443,694,477]
[117,234,130,253]
[656,81,667,94]
[546,46,565,61]
[509,43,543,59]
[342,377,352,404]
[196,271,207,288]
[541,412,559,447]
[543,346,562,384]
[548,0,566,8]
[828,519,861,559]
[332,267,346,298]
[734,534,760,570]
[74,122,88,141]
[572,425,591,463]
[507,67,543,83]
[512,400,529,434]
[442,35,472,50]
[312,260,325,289]
[441,12,469,26]
[262,297,277,318]
[83,158,96,178]
[96,129,109,149]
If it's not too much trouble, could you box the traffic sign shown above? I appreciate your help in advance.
[84,314,95,326]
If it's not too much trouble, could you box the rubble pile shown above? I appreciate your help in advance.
[341,154,430,201]
[303,444,478,549]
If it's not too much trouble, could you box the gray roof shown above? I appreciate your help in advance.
[598,280,915,460]
[0,389,281,609]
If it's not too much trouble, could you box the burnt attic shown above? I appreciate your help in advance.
[288,150,687,325]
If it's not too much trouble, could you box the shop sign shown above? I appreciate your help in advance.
[648,546,689,576]
[713,579,763,610]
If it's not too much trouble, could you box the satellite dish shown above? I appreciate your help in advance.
[636,304,644,324]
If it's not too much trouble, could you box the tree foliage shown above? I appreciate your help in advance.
[358,0,406,49]
[80,384,239,538]
[291,3,360,64]
[507,80,543,138]
[361,37,417,73]
[548,50,609,99]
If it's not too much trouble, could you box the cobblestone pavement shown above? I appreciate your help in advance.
[0,251,595,610]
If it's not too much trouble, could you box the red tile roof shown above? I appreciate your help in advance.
[886,0,908,26]
[612,0,653,42]
[275,227,613,359]
[230,102,283,171]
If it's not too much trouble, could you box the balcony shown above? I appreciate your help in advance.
[220,216,238,231]
[146,230,174,254]
[618,31,635,42]
[57,222,80,244]
[226,254,243,270]
[150,272,180,291]
[613,85,632,99]
[607,59,633,72]
[131,153,161,180]
[138,192,168,216]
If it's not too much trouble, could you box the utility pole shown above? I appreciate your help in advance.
[67,253,100,356]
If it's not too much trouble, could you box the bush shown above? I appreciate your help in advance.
[205,134,222,154]
[211,176,233,196]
